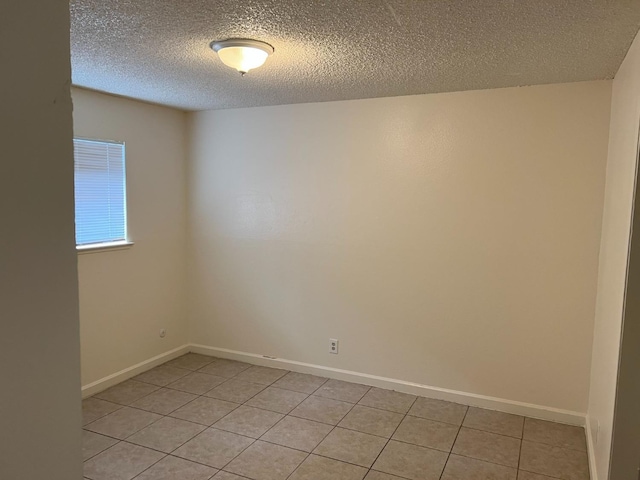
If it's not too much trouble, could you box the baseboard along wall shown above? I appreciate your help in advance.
[189,344,585,426]
[585,415,600,480]
[81,344,190,398]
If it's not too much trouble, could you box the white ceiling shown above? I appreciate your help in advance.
[70,0,640,111]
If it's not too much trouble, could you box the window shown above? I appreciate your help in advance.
[73,138,128,249]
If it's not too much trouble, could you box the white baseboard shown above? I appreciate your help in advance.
[81,344,190,398]
[585,415,600,480]
[82,342,587,427]
[189,344,586,426]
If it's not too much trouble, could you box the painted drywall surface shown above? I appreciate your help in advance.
[588,32,640,480]
[187,81,611,413]
[0,1,82,479]
[72,88,189,386]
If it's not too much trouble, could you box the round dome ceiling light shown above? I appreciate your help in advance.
[210,39,274,76]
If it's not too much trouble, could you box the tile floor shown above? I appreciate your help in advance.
[82,353,590,480]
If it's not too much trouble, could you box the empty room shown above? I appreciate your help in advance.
[3,1,640,480]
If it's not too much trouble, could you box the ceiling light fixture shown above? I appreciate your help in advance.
[210,39,274,76]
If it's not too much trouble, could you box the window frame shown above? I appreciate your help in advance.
[73,136,133,253]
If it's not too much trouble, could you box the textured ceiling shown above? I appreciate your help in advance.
[71,0,640,111]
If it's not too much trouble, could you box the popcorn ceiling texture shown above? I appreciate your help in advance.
[70,0,640,111]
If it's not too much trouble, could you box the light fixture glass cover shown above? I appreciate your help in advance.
[210,39,274,75]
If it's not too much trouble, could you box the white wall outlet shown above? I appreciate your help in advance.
[329,338,339,354]
[159,328,166,338]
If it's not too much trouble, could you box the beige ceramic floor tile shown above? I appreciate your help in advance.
[520,440,590,480]
[234,366,288,385]
[225,440,307,480]
[84,406,162,439]
[441,454,517,480]
[170,396,238,426]
[82,397,122,425]
[204,379,267,403]
[130,388,197,415]
[134,455,217,480]
[94,380,159,405]
[273,372,328,394]
[392,415,459,452]
[290,395,354,425]
[83,442,165,480]
[84,361,582,480]
[314,379,370,403]
[166,353,216,371]
[313,427,387,467]
[134,365,190,387]
[358,387,416,414]
[463,407,524,438]
[408,397,468,426]
[127,416,206,453]
[214,405,283,438]
[167,372,227,395]
[261,415,333,452]
[523,418,587,451]
[245,386,308,414]
[452,427,521,468]
[82,430,118,461]
[372,440,448,480]
[173,428,254,469]
[289,454,368,480]
[339,405,403,438]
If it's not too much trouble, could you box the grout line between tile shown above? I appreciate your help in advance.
[201,364,303,476]
[310,451,386,471]
[438,403,469,480]
[80,435,119,463]
[354,401,415,416]
[456,424,525,440]
[127,416,256,477]
[443,451,522,471]
[283,386,365,480]
[363,394,420,479]
[517,417,524,476]
[124,362,236,479]
[125,446,169,479]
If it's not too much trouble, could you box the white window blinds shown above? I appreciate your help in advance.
[73,138,127,246]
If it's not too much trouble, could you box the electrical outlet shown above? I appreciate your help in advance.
[159,329,166,338]
[330,338,339,354]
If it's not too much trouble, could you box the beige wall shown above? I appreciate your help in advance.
[0,1,82,478]
[588,32,640,480]
[187,81,611,413]
[72,88,189,386]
